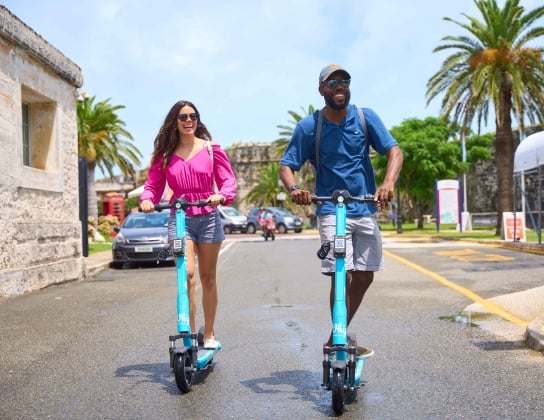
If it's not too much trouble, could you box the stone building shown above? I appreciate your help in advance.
[0,6,84,296]
[226,143,276,212]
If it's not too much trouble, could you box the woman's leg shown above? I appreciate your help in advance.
[195,242,222,340]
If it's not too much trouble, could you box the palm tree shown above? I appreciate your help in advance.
[273,105,317,191]
[77,94,142,221]
[273,105,316,156]
[244,162,288,208]
[426,0,544,235]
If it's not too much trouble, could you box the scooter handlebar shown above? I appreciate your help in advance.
[139,198,223,212]
[311,191,378,205]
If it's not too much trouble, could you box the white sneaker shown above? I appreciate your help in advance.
[203,338,219,349]
[356,346,374,358]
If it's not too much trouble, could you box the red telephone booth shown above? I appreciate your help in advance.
[102,192,125,223]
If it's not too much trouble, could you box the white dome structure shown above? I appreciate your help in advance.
[514,131,544,174]
[513,130,543,244]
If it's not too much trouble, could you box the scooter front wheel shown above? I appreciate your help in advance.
[173,352,193,393]
[332,368,345,415]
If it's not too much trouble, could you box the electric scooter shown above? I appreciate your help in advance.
[311,189,377,415]
[154,197,222,393]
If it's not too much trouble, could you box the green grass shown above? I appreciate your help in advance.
[88,241,112,254]
[380,222,541,242]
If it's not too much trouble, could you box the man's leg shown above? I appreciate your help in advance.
[327,271,373,345]
[346,271,373,325]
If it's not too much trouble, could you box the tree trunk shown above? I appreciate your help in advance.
[494,86,515,237]
[87,163,98,222]
[417,205,424,229]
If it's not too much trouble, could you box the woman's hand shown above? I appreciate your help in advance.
[207,194,225,207]
[139,199,154,213]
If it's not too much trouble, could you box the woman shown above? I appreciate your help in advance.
[139,100,237,349]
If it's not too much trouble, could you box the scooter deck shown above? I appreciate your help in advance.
[169,341,222,371]
[195,341,222,370]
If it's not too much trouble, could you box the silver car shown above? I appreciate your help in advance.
[246,207,303,234]
[111,210,173,268]
[217,206,248,234]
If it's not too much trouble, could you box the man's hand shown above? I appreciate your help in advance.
[374,184,394,212]
[290,189,313,205]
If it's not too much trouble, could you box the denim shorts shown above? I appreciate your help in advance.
[318,214,383,274]
[168,210,225,243]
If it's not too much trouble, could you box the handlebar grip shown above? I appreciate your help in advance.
[154,203,171,211]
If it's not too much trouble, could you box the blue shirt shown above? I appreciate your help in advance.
[280,104,398,217]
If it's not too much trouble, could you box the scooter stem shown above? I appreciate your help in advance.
[332,201,348,346]
[175,205,191,344]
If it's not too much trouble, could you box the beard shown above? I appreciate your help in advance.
[323,90,351,110]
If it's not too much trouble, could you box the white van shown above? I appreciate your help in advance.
[217,206,248,234]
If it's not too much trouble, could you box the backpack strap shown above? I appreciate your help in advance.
[315,107,368,171]
[315,110,323,170]
[206,140,218,192]
[357,107,369,152]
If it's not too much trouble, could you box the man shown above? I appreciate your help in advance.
[279,64,403,348]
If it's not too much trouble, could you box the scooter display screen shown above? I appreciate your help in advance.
[333,236,346,257]
[172,238,185,256]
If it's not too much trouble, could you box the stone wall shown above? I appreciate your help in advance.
[0,6,84,296]
[467,130,541,216]
[226,143,277,213]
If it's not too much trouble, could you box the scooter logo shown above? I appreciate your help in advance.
[332,323,346,336]
[178,313,190,326]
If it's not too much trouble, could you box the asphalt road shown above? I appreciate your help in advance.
[1,235,543,419]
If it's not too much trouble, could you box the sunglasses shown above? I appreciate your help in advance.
[324,79,351,89]
[177,113,198,122]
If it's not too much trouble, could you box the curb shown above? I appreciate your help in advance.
[526,319,544,352]
[84,252,111,279]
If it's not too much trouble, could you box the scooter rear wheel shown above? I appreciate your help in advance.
[332,368,345,414]
[173,352,193,393]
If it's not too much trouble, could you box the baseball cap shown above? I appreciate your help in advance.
[319,64,351,84]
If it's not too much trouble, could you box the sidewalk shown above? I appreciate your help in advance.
[84,236,544,353]
[383,233,544,352]
[468,238,544,352]
[84,250,113,279]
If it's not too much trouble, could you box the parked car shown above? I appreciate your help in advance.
[246,207,303,234]
[111,209,173,268]
[217,205,247,234]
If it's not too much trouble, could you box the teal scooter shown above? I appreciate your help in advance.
[311,190,376,415]
[154,197,222,393]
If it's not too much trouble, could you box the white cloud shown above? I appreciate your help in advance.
[3,0,543,172]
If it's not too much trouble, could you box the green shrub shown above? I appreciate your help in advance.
[98,214,120,238]
[125,196,140,214]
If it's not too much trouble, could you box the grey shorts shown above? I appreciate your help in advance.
[318,214,383,274]
[168,210,225,243]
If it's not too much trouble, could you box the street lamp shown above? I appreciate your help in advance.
[460,132,472,231]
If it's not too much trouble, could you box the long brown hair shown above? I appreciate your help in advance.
[151,100,213,170]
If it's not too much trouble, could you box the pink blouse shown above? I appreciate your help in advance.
[140,143,237,216]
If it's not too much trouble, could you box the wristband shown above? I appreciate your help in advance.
[289,185,300,192]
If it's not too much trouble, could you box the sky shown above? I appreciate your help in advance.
[3,0,543,175]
